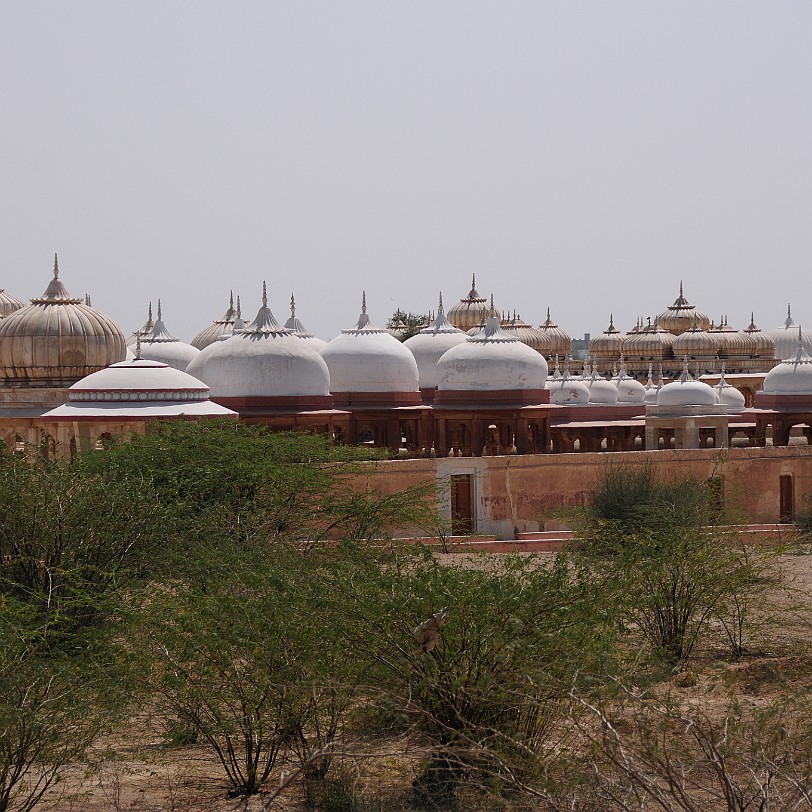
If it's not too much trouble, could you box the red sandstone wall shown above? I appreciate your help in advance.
[357,447,812,540]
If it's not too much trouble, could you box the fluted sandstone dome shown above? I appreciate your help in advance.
[589,315,625,364]
[437,308,548,392]
[320,295,419,393]
[0,288,24,318]
[446,275,500,331]
[136,301,200,372]
[403,294,467,389]
[655,283,711,335]
[672,322,720,358]
[191,292,244,350]
[537,308,572,359]
[501,313,550,355]
[0,255,125,386]
[187,284,331,399]
[762,330,812,395]
[624,320,676,361]
[743,314,775,359]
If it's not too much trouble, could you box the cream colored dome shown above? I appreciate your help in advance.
[187,283,331,399]
[320,294,420,393]
[655,283,711,335]
[624,319,676,361]
[589,315,625,364]
[446,275,501,331]
[437,304,548,392]
[771,306,812,360]
[762,328,812,394]
[283,293,328,352]
[191,291,242,350]
[0,288,24,318]
[538,308,572,359]
[502,312,553,355]
[743,314,775,359]
[404,293,467,389]
[672,320,720,358]
[137,300,200,372]
[0,255,125,387]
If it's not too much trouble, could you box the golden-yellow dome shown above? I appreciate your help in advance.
[501,312,551,355]
[655,283,711,336]
[672,321,720,358]
[589,314,625,362]
[743,314,775,359]
[0,255,126,387]
[447,275,501,331]
[623,319,676,360]
[538,308,572,359]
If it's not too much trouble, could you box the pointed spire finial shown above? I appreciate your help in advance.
[262,281,268,308]
[84,293,91,306]
[362,290,367,314]
[489,293,495,317]
[679,280,684,297]
[157,299,162,321]
[236,295,242,318]
[290,293,296,315]
[438,291,444,312]
[53,253,59,279]
[471,273,476,289]
[135,331,142,360]
[148,301,153,321]
[229,290,234,309]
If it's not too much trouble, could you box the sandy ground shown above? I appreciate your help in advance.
[36,548,812,812]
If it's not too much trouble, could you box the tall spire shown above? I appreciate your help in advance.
[290,293,296,316]
[262,281,268,308]
[157,299,162,322]
[679,280,683,298]
[438,292,444,313]
[53,253,59,279]
[362,290,367,314]
[135,331,142,360]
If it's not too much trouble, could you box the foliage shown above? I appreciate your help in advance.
[387,310,428,341]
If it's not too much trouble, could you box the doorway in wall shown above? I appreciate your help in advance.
[450,474,473,535]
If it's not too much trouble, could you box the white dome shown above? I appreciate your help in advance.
[616,363,646,404]
[771,307,812,360]
[587,372,619,405]
[42,358,235,419]
[657,365,718,407]
[187,285,331,399]
[715,375,746,412]
[320,295,419,394]
[762,331,812,395]
[137,301,200,371]
[437,307,548,392]
[282,294,328,353]
[403,294,467,389]
[549,375,591,405]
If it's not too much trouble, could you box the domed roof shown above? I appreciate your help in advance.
[0,254,126,387]
[437,299,548,393]
[623,318,676,360]
[657,361,718,407]
[320,293,419,394]
[446,275,501,331]
[762,328,812,395]
[537,308,572,359]
[586,368,619,405]
[643,364,662,405]
[283,294,328,352]
[655,282,711,336]
[137,300,200,372]
[549,361,590,405]
[403,293,467,389]
[191,291,243,350]
[616,360,646,404]
[672,319,720,358]
[715,369,745,412]
[501,311,552,355]
[127,301,154,347]
[743,313,775,359]
[589,314,625,362]
[187,283,331,399]
[0,288,24,319]
[770,305,812,360]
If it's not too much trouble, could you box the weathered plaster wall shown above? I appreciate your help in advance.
[355,446,812,539]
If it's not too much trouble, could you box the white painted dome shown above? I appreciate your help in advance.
[283,293,328,353]
[549,373,591,405]
[657,363,718,407]
[643,365,661,405]
[616,361,646,404]
[586,370,619,405]
[187,284,330,398]
[762,329,812,395]
[137,301,200,371]
[320,294,419,394]
[437,303,548,392]
[403,294,467,389]
[770,306,812,360]
[0,255,125,386]
[715,371,746,412]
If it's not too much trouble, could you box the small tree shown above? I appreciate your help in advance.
[388,310,428,341]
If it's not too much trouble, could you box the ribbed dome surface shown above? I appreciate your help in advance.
[655,283,711,336]
[743,314,775,359]
[187,284,331,398]
[404,294,467,389]
[320,294,419,393]
[0,289,24,318]
[624,320,676,360]
[589,315,625,364]
[537,308,572,359]
[446,275,501,331]
[672,322,720,357]
[0,255,125,386]
[191,292,243,350]
[501,313,550,355]
[770,308,812,360]
[437,308,548,392]
[762,331,812,394]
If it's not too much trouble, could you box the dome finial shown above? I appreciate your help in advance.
[236,295,242,318]
[489,293,495,318]
[148,301,153,321]
[471,273,476,289]
[53,253,59,279]
[135,330,142,361]
[262,281,268,308]
[438,291,444,313]
[290,292,296,316]
[85,293,91,307]
[157,299,162,322]
[229,290,234,310]
[362,290,367,314]
[679,280,683,297]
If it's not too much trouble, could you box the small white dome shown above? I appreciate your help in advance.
[137,301,200,371]
[403,294,467,389]
[616,362,646,404]
[320,294,419,394]
[762,329,812,395]
[187,284,331,399]
[549,374,591,405]
[586,371,619,405]
[437,303,548,392]
[715,373,746,412]
[657,363,718,407]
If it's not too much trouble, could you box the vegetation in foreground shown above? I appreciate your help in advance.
[0,428,810,811]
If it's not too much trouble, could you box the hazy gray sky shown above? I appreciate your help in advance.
[2,1,810,342]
